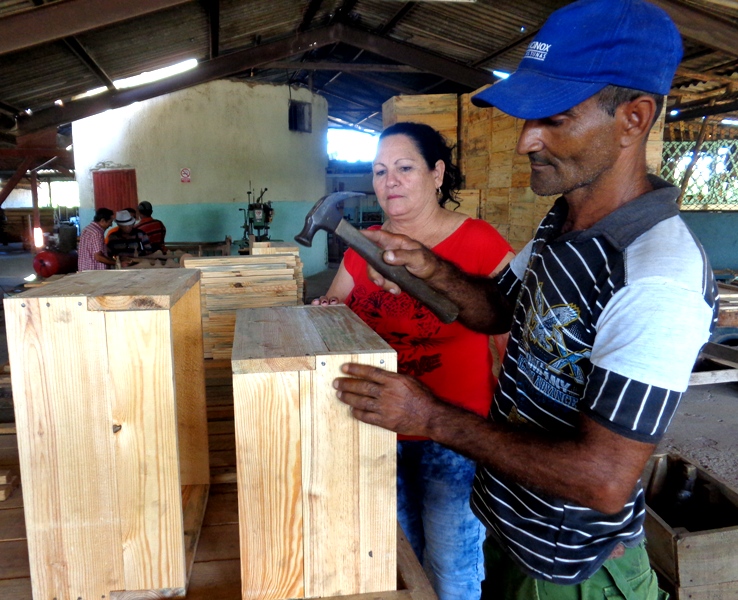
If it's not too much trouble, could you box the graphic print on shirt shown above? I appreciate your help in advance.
[347,286,443,377]
[517,284,591,413]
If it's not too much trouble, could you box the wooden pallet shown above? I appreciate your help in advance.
[690,341,738,385]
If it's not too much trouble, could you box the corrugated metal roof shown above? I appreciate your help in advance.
[0,0,735,150]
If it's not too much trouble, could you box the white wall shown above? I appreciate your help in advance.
[72,80,331,274]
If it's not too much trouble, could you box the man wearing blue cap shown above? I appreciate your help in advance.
[332,0,718,597]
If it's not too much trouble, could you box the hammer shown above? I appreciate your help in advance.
[295,191,459,324]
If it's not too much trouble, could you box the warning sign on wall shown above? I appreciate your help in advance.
[180,168,191,183]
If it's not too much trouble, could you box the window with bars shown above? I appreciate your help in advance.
[661,140,738,210]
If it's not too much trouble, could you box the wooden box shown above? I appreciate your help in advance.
[644,453,738,599]
[231,305,398,600]
[3,270,210,600]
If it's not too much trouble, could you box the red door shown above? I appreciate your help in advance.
[92,169,138,214]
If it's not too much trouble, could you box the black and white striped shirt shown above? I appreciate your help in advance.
[471,177,718,584]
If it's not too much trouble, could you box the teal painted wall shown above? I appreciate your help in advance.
[681,211,738,272]
[80,200,329,276]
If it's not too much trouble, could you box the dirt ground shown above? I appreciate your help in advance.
[658,381,738,489]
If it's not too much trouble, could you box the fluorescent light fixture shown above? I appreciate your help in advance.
[33,227,44,249]
[669,109,679,116]
[722,119,738,126]
[24,274,37,282]
[72,59,198,100]
[493,70,510,79]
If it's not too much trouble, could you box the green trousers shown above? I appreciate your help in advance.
[481,536,669,599]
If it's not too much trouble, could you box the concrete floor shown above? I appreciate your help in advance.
[0,250,736,488]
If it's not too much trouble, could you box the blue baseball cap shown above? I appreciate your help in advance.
[472,0,683,119]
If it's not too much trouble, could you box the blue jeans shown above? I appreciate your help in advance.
[397,440,485,600]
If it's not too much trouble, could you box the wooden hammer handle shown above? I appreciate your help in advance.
[335,219,459,324]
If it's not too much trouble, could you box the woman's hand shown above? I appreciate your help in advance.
[311,296,342,306]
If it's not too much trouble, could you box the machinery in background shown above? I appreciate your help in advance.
[32,221,79,277]
[238,186,273,245]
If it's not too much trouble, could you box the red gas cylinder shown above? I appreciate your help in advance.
[33,251,78,278]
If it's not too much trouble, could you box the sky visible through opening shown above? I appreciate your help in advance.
[327,128,379,163]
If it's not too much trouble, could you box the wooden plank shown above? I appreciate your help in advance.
[106,308,186,592]
[0,482,23,509]
[0,476,19,502]
[359,352,397,594]
[186,558,242,600]
[676,527,738,587]
[689,369,738,385]
[645,506,678,583]
[302,355,358,598]
[0,506,25,540]
[0,423,16,435]
[182,484,210,588]
[3,295,125,599]
[454,189,481,219]
[0,577,32,600]
[110,587,186,599]
[194,523,241,562]
[306,306,394,355]
[0,539,30,579]
[171,283,210,486]
[234,371,304,600]
[303,353,396,597]
[397,524,437,599]
[673,580,738,599]
[14,269,200,310]
[699,342,738,369]
[202,490,239,526]
[231,307,324,374]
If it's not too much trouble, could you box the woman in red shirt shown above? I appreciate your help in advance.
[313,122,513,600]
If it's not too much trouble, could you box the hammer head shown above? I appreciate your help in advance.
[295,191,366,247]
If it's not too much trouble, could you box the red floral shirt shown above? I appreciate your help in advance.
[344,219,512,437]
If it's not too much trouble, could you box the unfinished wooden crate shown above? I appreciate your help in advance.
[3,269,210,600]
[644,453,738,598]
[182,255,304,360]
[232,305,398,600]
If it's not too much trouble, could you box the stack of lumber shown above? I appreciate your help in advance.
[0,469,18,501]
[717,282,738,327]
[250,240,304,300]
[182,255,304,359]
[127,249,193,269]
